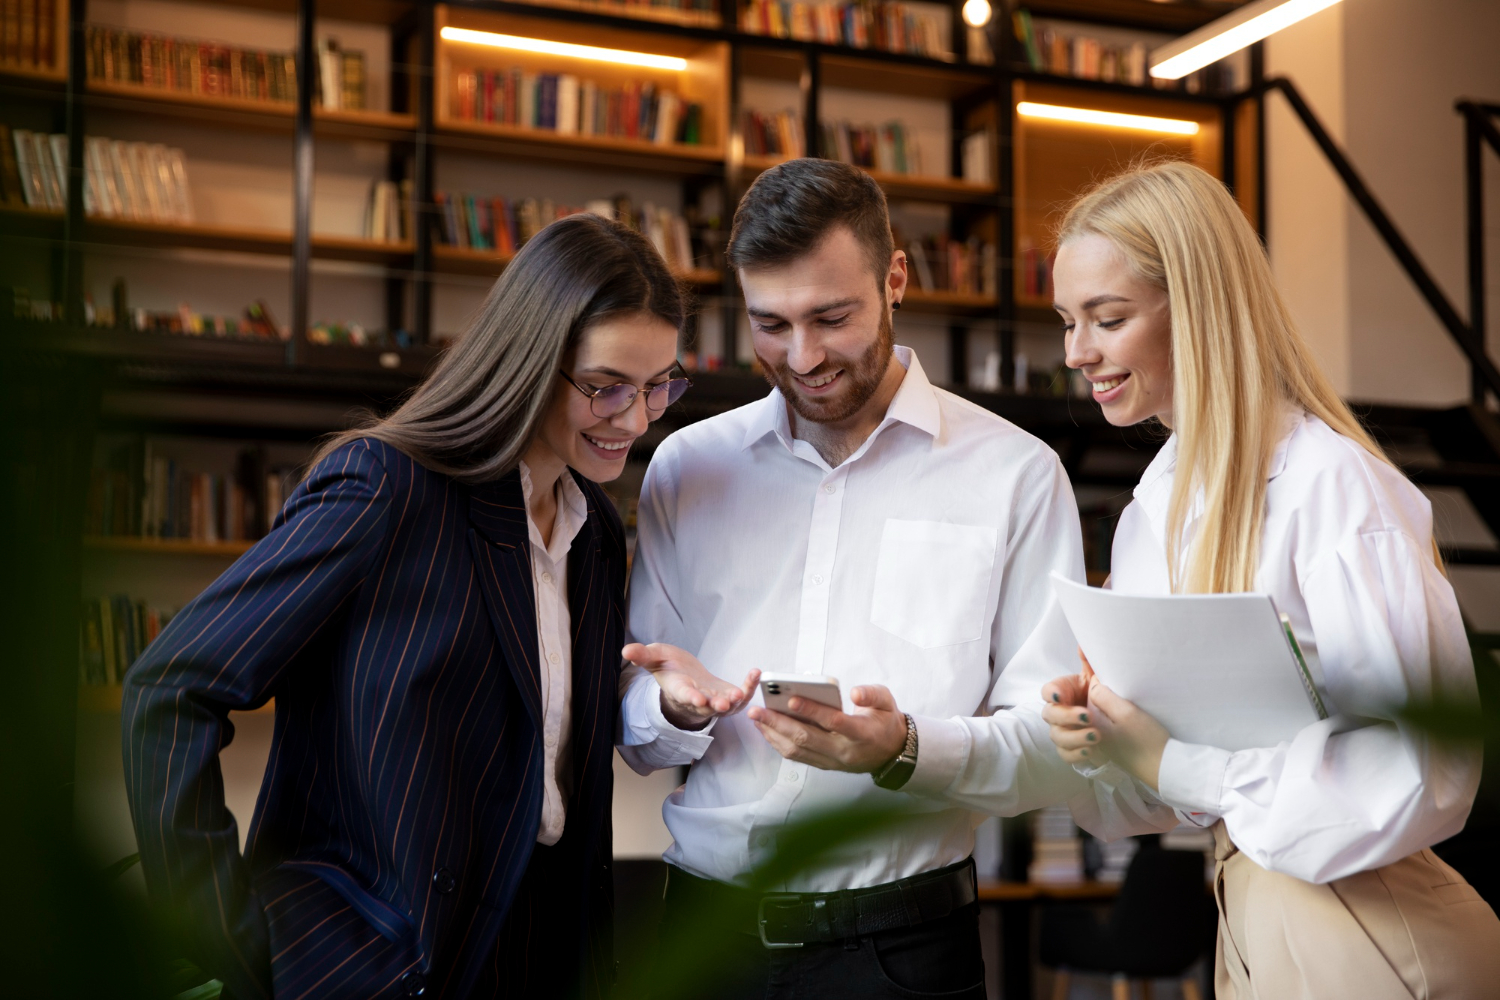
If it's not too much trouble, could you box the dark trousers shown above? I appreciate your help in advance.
[652,868,987,1000]
[473,843,588,1000]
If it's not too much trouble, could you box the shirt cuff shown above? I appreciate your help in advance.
[1155,738,1231,817]
[1072,759,1132,785]
[621,674,717,756]
[903,715,970,796]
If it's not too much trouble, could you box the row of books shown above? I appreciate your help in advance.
[2,124,195,224]
[435,192,701,274]
[85,25,366,109]
[742,110,805,159]
[451,69,705,146]
[86,442,299,543]
[903,236,997,298]
[80,595,175,686]
[1018,240,1054,299]
[1012,11,1151,87]
[741,0,944,58]
[819,118,925,176]
[0,0,58,71]
[363,179,415,243]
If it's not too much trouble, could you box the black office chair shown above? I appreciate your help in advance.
[1039,835,1217,1000]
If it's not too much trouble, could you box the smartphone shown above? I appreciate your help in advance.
[759,673,842,723]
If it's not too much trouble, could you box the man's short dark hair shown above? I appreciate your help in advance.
[726,159,894,290]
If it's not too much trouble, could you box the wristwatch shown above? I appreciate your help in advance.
[872,713,918,790]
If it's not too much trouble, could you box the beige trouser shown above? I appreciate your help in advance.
[1211,823,1500,999]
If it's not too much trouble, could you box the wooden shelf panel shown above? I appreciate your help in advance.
[819,52,991,101]
[83,536,256,557]
[499,0,721,29]
[79,684,275,714]
[741,156,997,204]
[977,879,1121,902]
[432,244,720,286]
[1024,0,1242,32]
[86,80,418,137]
[902,289,998,315]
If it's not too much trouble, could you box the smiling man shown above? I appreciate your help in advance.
[616,159,1097,998]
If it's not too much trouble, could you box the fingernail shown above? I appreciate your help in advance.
[1086,732,1097,742]
[1081,748,1090,757]
[1078,713,1089,724]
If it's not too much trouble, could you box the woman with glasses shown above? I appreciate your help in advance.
[121,213,708,1000]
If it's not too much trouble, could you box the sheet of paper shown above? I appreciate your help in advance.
[1050,573,1321,751]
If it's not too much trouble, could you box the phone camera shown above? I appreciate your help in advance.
[765,683,781,694]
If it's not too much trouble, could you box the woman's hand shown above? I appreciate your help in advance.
[1041,651,1171,791]
[623,642,759,732]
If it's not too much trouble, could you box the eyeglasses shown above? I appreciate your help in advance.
[560,369,693,419]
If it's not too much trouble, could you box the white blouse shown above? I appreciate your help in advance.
[1087,409,1481,883]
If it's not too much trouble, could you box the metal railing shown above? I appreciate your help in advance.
[1255,77,1500,407]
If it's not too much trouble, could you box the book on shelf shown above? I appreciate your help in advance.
[363,178,412,243]
[1018,237,1053,299]
[741,109,805,159]
[818,118,924,177]
[80,594,178,686]
[961,130,991,185]
[1,0,58,71]
[508,0,719,22]
[741,0,944,58]
[1012,12,1150,87]
[85,25,367,110]
[901,234,995,297]
[86,439,298,544]
[7,125,195,223]
[435,190,701,273]
[451,67,705,146]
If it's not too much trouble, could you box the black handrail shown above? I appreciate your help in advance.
[1461,101,1500,405]
[1255,77,1500,402]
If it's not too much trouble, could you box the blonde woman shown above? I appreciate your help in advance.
[1040,161,1500,998]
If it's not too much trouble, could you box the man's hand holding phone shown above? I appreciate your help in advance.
[748,677,908,774]
[623,642,760,731]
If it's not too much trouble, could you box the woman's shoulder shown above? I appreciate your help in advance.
[1276,411,1430,538]
[303,436,452,500]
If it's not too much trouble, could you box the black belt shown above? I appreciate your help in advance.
[665,857,977,949]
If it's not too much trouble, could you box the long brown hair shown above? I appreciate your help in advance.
[1057,161,1413,593]
[315,213,684,484]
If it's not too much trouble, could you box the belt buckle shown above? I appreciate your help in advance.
[757,893,805,950]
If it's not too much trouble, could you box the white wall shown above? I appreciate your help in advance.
[1265,0,1500,405]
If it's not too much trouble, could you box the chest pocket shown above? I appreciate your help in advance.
[870,519,998,649]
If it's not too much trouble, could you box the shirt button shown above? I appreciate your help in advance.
[542,572,553,584]
[756,833,771,848]
[783,769,800,783]
[432,867,456,895]
[811,574,823,585]
[545,732,558,748]
[402,971,426,996]
[549,652,560,664]
[824,483,836,494]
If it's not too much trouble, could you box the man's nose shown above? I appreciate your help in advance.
[786,326,827,374]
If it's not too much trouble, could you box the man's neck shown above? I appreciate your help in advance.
[790,357,907,468]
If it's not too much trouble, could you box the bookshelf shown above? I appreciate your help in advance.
[7,3,1255,818]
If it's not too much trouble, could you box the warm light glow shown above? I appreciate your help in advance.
[961,0,992,29]
[439,26,689,71]
[1017,102,1200,135]
[1150,0,1344,80]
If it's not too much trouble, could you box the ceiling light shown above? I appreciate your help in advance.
[1150,0,1344,80]
[439,26,688,71]
[1017,102,1200,135]
[962,0,993,29]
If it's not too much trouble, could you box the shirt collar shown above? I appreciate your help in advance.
[739,345,941,453]
[518,459,589,560]
[1133,405,1304,501]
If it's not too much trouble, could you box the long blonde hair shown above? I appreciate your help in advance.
[1057,160,1403,593]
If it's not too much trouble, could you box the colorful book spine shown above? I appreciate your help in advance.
[451,66,704,146]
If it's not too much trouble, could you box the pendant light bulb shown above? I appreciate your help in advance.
[962,0,992,29]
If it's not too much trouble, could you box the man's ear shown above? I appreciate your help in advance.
[887,249,910,306]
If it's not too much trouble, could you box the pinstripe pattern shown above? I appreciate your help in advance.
[122,438,624,999]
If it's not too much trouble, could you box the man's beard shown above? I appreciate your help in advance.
[757,311,896,425]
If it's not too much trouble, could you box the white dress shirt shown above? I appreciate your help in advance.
[617,347,1101,890]
[519,461,588,846]
[1071,410,1481,883]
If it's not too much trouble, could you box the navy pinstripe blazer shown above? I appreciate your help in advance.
[122,438,624,1000]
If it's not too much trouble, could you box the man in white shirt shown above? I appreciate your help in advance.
[617,159,1090,997]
